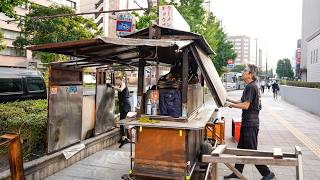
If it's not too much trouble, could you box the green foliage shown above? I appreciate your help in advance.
[13,4,102,63]
[276,58,294,79]
[230,64,246,72]
[0,100,47,161]
[280,80,320,89]
[0,0,28,19]
[0,31,6,50]
[176,0,207,34]
[203,14,237,75]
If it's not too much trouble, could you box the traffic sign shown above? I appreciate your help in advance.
[227,64,235,69]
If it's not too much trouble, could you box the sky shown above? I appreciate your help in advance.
[210,0,302,69]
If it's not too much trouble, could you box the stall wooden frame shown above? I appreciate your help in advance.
[202,145,303,180]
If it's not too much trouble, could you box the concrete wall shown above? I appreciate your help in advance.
[280,85,320,116]
[0,129,120,180]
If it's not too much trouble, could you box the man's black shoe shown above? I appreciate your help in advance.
[261,172,275,180]
[119,138,130,148]
[224,173,239,179]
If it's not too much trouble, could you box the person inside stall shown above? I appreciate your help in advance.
[109,75,131,148]
[224,64,275,180]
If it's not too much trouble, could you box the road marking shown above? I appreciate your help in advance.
[265,107,320,158]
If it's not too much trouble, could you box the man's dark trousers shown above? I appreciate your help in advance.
[235,125,271,176]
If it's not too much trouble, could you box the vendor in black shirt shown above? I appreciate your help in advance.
[224,64,275,180]
[112,76,131,148]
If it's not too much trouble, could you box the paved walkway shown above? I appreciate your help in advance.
[46,90,320,180]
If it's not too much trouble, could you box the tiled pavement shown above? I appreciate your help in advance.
[46,90,320,180]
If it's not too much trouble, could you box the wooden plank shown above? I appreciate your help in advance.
[137,59,145,116]
[295,146,303,180]
[182,48,189,117]
[211,145,226,156]
[202,154,298,166]
[7,134,24,180]
[224,148,296,158]
[210,163,217,180]
[224,163,247,180]
[273,148,283,159]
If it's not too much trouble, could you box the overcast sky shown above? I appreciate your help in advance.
[211,0,302,69]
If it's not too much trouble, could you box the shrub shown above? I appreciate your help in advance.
[280,80,320,89]
[0,100,47,161]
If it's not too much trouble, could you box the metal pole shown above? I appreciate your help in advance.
[255,38,258,66]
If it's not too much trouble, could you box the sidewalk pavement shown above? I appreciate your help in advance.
[46,90,320,180]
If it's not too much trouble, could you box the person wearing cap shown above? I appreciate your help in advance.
[224,64,275,180]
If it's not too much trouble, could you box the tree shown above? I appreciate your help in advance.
[0,0,28,19]
[176,0,207,34]
[202,14,237,75]
[132,1,236,75]
[276,58,294,79]
[14,4,101,64]
[0,0,28,50]
[230,64,246,73]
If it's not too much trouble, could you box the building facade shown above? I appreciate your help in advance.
[0,0,79,68]
[227,35,250,65]
[301,0,320,82]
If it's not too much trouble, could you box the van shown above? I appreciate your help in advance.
[0,67,47,103]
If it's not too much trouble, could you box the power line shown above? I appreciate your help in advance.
[5,7,148,23]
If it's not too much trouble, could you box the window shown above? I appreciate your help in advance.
[316,49,318,63]
[0,47,26,57]
[0,78,23,94]
[311,51,313,64]
[26,77,45,92]
[0,29,21,40]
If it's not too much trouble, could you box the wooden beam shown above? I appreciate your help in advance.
[210,163,217,180]
[224,148,296,158]
[224,163,247,180]
[182,48,189,117]
[4,134,25,180]
[273,148,283,159]
[202,154,298,166]
[211,145,226,156]
[137,59,145,116]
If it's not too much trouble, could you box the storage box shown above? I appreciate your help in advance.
[232,117,242,143]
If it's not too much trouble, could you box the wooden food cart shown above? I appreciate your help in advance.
[28,25,227,179]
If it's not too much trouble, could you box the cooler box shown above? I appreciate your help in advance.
[232,117,242,143]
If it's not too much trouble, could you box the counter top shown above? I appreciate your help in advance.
[119,103,218,130]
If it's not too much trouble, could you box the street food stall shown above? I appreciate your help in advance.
[28,25,227,179]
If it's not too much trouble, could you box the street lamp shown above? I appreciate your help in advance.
[255,38,258,66]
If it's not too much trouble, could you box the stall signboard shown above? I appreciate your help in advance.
[116,13,134,37]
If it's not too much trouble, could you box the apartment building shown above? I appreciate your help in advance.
[0,0,79,68]
[227,35,251,65]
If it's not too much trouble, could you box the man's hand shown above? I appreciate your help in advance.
[224,102,232,108]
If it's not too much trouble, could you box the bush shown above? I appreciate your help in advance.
[280,80,320,89]
[0,100,47,161]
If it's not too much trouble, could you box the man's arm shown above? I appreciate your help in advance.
[226,98,241,104]
[228,101,250,110]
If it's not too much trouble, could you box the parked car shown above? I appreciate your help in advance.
[0,67,47,103]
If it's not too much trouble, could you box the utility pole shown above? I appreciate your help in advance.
[255,38,258,66]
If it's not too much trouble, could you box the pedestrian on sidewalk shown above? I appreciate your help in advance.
[224,64,275,180]
[267,81,271,92]
[109,75,131,148]
[260,80,266,94]
[272,81,280,99]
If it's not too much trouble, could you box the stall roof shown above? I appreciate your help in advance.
[124,25,214,55]
[28,37,193,68]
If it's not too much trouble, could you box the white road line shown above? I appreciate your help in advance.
[265,106,320,158]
